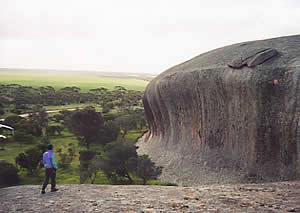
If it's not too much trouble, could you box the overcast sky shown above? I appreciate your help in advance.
[0,0,300,74]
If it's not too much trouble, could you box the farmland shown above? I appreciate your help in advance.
[0,69,151,92]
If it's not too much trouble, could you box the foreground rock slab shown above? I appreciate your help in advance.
[1,182,300,212]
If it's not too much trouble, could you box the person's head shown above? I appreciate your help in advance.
[47,144,53,150]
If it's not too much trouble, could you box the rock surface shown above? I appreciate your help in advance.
[140,35,300,185]
[0,182,300,212]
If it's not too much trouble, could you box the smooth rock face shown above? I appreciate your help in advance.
[140,35,300,185]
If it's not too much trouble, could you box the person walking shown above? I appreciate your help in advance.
[41,144,58,194]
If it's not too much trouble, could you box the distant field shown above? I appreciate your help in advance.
[0,69,151,91]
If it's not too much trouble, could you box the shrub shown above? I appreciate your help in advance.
[0,162,19,186]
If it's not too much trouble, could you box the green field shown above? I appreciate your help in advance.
[0,69,149,92]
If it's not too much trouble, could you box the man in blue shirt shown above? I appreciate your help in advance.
[41,144,58,194]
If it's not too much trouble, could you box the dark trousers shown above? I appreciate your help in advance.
[42,168,56,190]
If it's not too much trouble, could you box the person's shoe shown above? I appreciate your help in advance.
[41,190,46,194]
[51,188,58,192]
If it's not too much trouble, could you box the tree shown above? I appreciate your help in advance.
[3,115,23,127]
[29,106,48,128]
[15,147,42,174]
[0,107,4,115]
[88,155,105,184]
[79,150,97,183]
[57,143,76,170]
[98,121,120,144]
[115,114,138,139]
[52,113,64,123]
[15,119,42,137]
[136,155,162,185]
[57,153,72,170]
[101,143,137,184]
[0,162,19,186]
[46,125,64,137]
[13,130,34,145]
[71,107,104,149]
[38,86,57,105]
[0,136,8,150]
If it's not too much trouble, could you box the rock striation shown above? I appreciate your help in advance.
[139,35,300,185]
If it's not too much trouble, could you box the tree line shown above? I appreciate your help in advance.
[0,84,143,115]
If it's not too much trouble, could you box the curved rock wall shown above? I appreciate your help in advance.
[140,35,300,185]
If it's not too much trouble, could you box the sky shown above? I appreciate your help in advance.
[0,0,300,74]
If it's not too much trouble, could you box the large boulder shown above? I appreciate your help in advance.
[138,35,300,185]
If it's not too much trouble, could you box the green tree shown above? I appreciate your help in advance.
[57,143,76,170]
[38,86,57,105]
[29,106,48,128]
[115,114,138,139]
[13,130,34,145]
[99,121,120,144]
[71,107,104,149]
[16,119,42,137]
[52,113,64,123]
[88,155,105,184]
[46,125,64,137]
[136,155,162,185]
[15,147,42,174]
[101,143,137,184]
[57,153,72,170]
[79,150,97,183]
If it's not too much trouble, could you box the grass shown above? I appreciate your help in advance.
[0,70,148,92]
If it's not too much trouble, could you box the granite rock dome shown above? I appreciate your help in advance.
[139,35,300,185]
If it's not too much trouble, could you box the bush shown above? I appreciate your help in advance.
[0,162,19,186]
